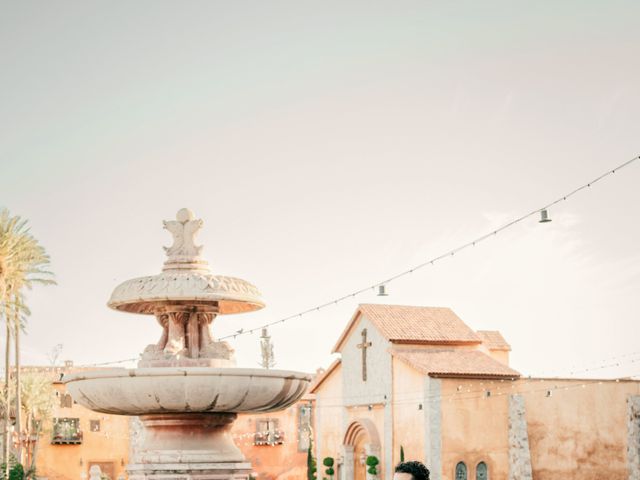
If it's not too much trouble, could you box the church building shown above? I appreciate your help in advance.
[311,304,640,480]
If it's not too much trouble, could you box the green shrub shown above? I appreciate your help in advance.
[323,457,335,478]
[366,455,379,476]
[307,444,317,480]
[0,460,25,480]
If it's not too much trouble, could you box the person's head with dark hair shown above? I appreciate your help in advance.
[393,460,430,480]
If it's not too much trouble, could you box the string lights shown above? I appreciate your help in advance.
[313,370,640,410]
[34,154,639,367]
[32,356,640,454]
[218,155,639,341]
[64,368,640,449]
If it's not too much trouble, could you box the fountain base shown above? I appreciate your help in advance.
[127,413,252,480]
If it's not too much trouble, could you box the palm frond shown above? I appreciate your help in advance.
[0,208,56,330]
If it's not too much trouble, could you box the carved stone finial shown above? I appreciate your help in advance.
[163,208,204,260]
[176,208,195,223]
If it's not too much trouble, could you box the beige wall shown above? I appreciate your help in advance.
[440,378,510,480]
[314,363,344,463]
[314,359,389,479]
[439,377,640,480]
[522,378,639,480]
[37,378,129,480]
[487,350,509,366]
[341,316,392,406]
[392,358,425,466]
[232,399,312,480]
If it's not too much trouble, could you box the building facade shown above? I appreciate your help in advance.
[231,394,314,480]
[14,363,131,480]
[311,303,640,480]
[7,363,314,480]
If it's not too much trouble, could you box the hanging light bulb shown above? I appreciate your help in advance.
[539,209,552,223]
[377,285,388,296]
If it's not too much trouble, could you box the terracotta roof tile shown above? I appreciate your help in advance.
[392,348,520,378]
[359,304,481,344]
[477,330,511,351]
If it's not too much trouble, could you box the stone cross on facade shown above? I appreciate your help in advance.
[356,328,372,381]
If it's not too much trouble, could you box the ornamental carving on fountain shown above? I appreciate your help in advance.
[64,208,311,480]
[108,208,264,368]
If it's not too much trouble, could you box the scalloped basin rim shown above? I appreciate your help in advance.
[63,367,312,415]
[63,367,312,383]
[107,273,265,315]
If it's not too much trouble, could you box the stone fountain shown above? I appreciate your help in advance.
[64,209,311,479]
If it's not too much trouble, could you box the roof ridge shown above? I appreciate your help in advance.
[359,303,451,309]
[333,304,483,353]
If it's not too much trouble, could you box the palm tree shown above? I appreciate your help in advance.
[0,371,55,477]
[0,209,55,473]
[19,372,55,475]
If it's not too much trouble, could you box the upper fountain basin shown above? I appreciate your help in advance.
[64,367,311,415]
[108,272,265,314]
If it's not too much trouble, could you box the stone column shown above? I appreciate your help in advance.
[186,312,200,358]
[508,394,533,480]
[164,312,186,355]
[341,444,354,480]
[200,313,215,347]
[155,314,169,351]
[424,377,442,480]
[628,396,640,480]
[384,398,393,479]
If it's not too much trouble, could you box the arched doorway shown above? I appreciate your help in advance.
[341,419,381,480]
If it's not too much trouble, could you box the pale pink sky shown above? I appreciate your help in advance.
[1,1,639,378]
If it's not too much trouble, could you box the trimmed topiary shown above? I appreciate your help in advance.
[366,455,379,476]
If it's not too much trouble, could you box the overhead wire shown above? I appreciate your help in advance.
[34,155,639,366]
[219,155,639,340]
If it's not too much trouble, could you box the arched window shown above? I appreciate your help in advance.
[476,461,488,480]
[455,462,467,480]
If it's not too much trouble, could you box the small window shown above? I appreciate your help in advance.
[59,393,73,408]
[455,462,467,480]
[90,420,101,432]
[476,462,488,480]
[254,418,284,446]
[52,418,82,444]
[32,419,42,434]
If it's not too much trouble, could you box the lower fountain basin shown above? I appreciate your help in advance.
[64,367,311,415]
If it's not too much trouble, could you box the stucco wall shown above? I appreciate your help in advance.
[37,382,130,480]
[488,350,509,366]
[521,378,639,480]
[438,377,640,480]
[341,315,392,406]
[232,402,311,480]
[440,378,510,480]
[314,363,345,466]
[341,315,393,478]
[392,358,425,465]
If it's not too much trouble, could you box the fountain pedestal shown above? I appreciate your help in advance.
[128,414,251,479]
